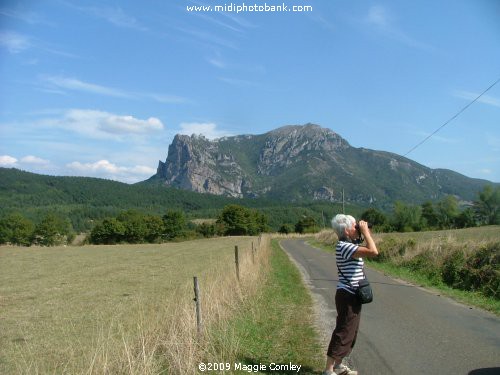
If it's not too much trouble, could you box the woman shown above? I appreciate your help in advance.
[323,214,379,375]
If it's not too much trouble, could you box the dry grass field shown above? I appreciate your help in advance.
[315,225,500,247]
[0,236,270,374]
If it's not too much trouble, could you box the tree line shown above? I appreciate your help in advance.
[1,186,497,246]
[361,185,499,232]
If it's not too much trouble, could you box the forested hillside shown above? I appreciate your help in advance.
[0,168,349,232]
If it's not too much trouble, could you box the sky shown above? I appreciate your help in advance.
[1,0,499,184]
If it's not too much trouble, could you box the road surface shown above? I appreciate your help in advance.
[280,239,500,375]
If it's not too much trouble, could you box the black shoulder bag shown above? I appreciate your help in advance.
[337,266,373,304]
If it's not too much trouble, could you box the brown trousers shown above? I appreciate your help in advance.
[327,288,362,359]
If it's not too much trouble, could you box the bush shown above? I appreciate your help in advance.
[442,248,466,287]
[460,242,499,298]
[441,242,499,299]
[278,224,294,234]
[402,250,441,282]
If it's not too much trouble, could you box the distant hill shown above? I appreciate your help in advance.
[0,167,347,231]
[146,123,496,207]
[0,167,233,211]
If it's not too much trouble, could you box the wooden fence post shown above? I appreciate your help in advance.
[193,276,202,336]
[251,241,255,264]
[235,245,240,281]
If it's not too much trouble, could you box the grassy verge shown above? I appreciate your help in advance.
[210,239,323,374]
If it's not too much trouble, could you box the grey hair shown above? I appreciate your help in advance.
[331,214,356,239]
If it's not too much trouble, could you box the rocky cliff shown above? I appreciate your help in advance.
[147,124,491,205]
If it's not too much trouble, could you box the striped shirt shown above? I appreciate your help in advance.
[336,240,365,294]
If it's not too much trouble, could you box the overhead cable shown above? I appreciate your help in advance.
[404,76,500,156]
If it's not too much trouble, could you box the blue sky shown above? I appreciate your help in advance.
[1,0,499,184]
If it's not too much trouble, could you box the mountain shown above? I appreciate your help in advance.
[146,123,495,206]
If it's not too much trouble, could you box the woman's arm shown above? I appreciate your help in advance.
[352,220,378,259]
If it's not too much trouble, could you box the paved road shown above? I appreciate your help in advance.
[280,239,500,375]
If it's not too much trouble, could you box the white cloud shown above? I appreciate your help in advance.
[0,31,31,53]
[0,154,50,167]
[39,75,188,103]
[0,155,18,166]
[179,122,232,140]
[41,75,131,98]
[66,159,155,182]
[67,160,124,174]
[20,155,49,165]
[40,109,164,140]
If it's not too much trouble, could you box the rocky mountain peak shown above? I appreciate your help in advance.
[149,123,490,204]
[258,123,350,176]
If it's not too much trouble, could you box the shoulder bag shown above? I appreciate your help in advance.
[337,265,373,304]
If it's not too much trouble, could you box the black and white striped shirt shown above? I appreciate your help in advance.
[336,240,365,294]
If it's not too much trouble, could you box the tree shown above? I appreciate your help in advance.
[33,213,74,246]
[162,210,187,239]
[295,216,318,234]
[117,210,149,243]
[89,218,125,244]
[216,205,268,236]
[360,208,387,230]
[455,208,476,228]
[436,195,459,229]
[0,213,35,246]
[144,215,164,242]
[392,201,422,232]
[278,224,294,234]
[421,201,439,229]
[474,185,500,225]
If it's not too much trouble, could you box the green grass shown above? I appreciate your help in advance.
[214,239,323,374]
[0,237,258,374]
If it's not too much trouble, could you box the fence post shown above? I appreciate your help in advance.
[251,241,255,264]
[235,245,240,281]
[193,276,202,336]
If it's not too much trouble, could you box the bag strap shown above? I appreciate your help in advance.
[336,263,366,289]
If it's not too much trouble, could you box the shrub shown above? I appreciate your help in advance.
[442,248,466,287]
[461,242,499,298]
[402,250,441,283]
[441,242,499,299]
[278,224,294,234]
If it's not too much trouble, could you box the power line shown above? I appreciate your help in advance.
[404,77,500,157]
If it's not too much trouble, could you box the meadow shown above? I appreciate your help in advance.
[0,236,270,374]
